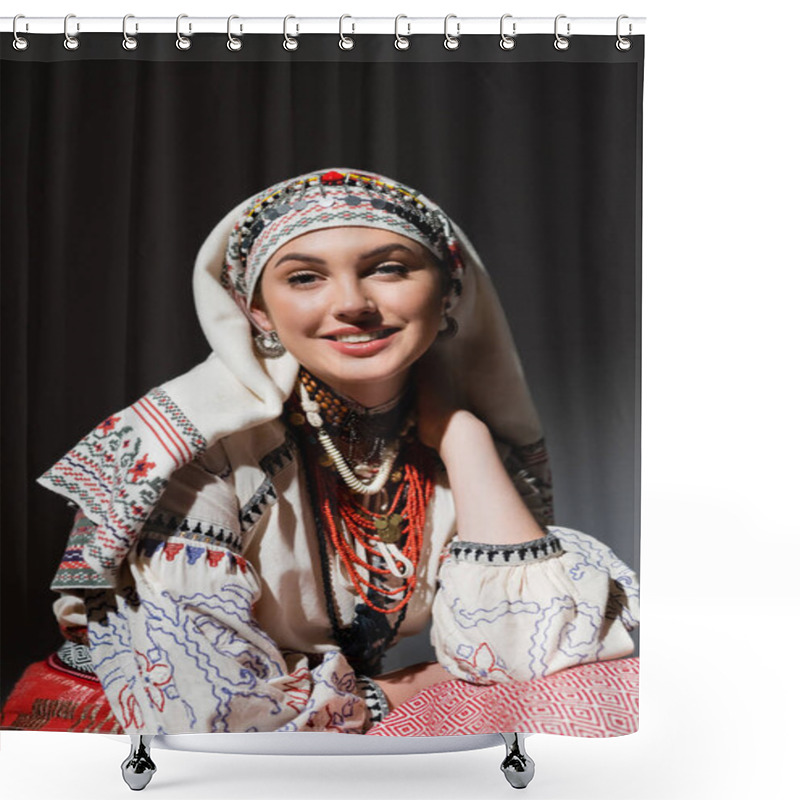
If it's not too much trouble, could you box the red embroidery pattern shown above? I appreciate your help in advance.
[452,642,514,685]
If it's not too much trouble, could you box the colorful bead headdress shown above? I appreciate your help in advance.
[222,168,466,311]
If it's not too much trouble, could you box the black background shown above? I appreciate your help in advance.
[1,34,643,701]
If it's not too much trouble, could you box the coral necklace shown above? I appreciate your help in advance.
[287,371,436,616]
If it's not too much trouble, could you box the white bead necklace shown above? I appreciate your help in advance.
[299,382,400,496]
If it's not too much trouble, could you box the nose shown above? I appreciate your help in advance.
[331,276,378,320]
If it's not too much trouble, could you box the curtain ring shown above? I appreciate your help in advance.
[499,14,516,50]
[63,13,80,51]
[553,14,570,51]
[122,15,138,51]
[616,15,632,51]
[176,14,192,50]
[283,15,299,51]
[444,14,460,51]
[12,15,29,51]
[227,15,242,51]
[339,15,355,50]
[394,15,411,50]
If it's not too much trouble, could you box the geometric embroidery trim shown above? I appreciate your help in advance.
[239,437,298,531]
[449,531,563,566]
[140,511,243,554]
[39,387,207,585]
[50,511,109,590]
[356,674,391,729]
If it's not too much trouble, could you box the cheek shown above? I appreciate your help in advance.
[261,287,324,332]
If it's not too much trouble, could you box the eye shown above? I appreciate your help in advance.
[286,271,320,286]
[373,262,410,277]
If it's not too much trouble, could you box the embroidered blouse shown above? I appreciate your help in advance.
[50,417,639,735]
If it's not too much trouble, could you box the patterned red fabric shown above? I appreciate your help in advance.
[367,657,639,737]
[2,655,638,737]
[0,658,121,733]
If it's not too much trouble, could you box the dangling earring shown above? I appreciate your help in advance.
[437,313,458,339]
[254,330,286,358]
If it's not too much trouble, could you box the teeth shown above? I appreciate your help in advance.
[335,330,392,343]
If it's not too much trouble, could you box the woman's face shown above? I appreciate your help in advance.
[250,226,447,407]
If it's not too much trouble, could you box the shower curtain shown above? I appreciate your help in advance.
[1,25,643,739]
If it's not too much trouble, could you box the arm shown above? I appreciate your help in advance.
[414,354,545,544]
[416,360,639,684]
[438,411,547,545]
[55,447,372,735]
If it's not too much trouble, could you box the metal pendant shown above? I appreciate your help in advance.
[375,513,404,544]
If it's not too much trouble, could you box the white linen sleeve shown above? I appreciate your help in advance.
[430,526,639,683]
[85,446,371,734]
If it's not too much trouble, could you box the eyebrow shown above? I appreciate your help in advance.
[273,243,418,268]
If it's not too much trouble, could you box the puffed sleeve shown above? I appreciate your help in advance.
[81,444,371,734]
[430,526,639,684]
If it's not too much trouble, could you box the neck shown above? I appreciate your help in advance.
[302,369,410,413]
[296,368,412,438]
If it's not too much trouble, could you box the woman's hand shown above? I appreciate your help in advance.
[413,352,474,453]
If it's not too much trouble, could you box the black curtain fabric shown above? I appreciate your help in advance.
[0,34,643,700]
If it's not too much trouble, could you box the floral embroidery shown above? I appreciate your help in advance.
[117,683,144,729]
[452,642,514,685]
[135,650,174,714]
[128,454,157,482]
[39,388,207,585]
[98,415,121,434]
[283,666,313,714]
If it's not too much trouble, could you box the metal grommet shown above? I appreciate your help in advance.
[63,13,79,51]
[444,14,460,51]
[394,15,410,50]
[553,14,570,51]
[12,15,29,51]
[227,15,242,51]
[500,14,516,50]
[616,15,632,51]
[283,15,299,51]
[339,15,355,50]
[122,14,138,51]
[176,13,192,50]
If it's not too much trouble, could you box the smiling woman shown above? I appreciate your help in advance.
[1,168,639,736]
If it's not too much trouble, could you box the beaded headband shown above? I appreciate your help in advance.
[222,169,465,310]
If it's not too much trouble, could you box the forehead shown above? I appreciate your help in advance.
[266,226,433,263]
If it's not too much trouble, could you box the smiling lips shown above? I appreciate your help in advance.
[323,327,400,356]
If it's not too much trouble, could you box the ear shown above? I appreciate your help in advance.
[249,304,274,332]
